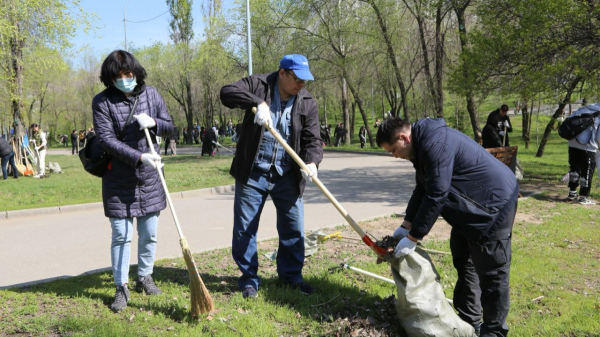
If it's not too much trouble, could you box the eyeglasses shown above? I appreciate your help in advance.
[285,70,307,84]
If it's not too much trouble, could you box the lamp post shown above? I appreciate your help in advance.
[123,0,134,51]
[246,0,253,75]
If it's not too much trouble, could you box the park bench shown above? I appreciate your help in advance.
[486,146,518,173]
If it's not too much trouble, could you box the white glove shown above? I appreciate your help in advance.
[140,153,162,170]
[34,146,40,151]
[133,113,156,130]
[394,237,417,257]
[499,131,506,137]
[392,226,410,239]
[504,120,510,128]
[254,104,272,127]
[300,163,318,183]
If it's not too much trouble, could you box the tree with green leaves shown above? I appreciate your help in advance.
[0,0,90,137]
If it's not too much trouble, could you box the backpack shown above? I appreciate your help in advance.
[558,111,600,140]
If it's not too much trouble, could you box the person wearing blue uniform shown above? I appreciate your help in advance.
[377,117,519,337]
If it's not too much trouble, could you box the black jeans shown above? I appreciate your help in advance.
[568,147,596,197]
[450,201,517,337]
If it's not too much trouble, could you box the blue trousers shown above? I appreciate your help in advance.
[1,151,17,179]
[110,212,159,286]
[233,168,304,290]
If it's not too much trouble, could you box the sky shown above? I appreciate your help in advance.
[70,0,237,65]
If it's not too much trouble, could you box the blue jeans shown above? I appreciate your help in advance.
[233,167,304,290]
[110,212,160,286]
[1,151,17,179]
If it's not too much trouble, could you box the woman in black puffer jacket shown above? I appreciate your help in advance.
[93,50,173,312]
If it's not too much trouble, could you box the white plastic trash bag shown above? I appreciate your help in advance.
[389,249,476,337]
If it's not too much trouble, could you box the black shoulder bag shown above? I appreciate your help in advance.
[79,96,139,177]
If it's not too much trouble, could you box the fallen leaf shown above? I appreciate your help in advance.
[167,326,174,331]
[128,314,135,322]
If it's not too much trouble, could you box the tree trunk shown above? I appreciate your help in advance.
[434,4,445,118]
[535,77,582,157]
[453,2,480,142]
[521,102,530,149]
[10,36,24,138]
[367,0,409,119]
[341,76,350,145]
[350,102,356,138]
[344,70,375,148]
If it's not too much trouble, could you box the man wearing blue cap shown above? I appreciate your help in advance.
[220,54,323,299]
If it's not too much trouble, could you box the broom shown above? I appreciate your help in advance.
[251,107,387,258]
[143,128,214,317]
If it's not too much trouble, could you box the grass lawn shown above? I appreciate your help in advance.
[1,194,599,336]
[0,154,234,212]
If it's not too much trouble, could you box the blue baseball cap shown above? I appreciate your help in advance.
[279,54,314,81]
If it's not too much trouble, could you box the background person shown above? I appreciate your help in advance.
[566,103,600,204]
[0,136,18,179]
[377,117,518,337]
[220,54,323,299]
[93,50,174,312]
[71,129,79,155]
[30,123,47,178]
[487,104,512,146]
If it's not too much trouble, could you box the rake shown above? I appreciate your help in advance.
[143,128,214,318]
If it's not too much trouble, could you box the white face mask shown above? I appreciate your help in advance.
[114,77,137,93]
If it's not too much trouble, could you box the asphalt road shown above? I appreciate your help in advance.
[0,151,416,288]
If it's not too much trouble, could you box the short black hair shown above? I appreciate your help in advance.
[30,123,38,128]
[376,117,411,147]
[500,104,509,111]
[99,50,147,88]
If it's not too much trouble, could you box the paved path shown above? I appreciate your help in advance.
[0,151,415,288]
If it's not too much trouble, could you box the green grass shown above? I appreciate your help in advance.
[0,154,234,212]
[1,197,599,336]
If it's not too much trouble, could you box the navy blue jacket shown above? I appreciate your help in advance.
[93,84,173,218]
[405,118,519,242]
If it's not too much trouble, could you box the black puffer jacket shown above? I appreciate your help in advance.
[220,72,323,196]
[93,84,173,218]
[0,137,13,157]
[405,118,518,242]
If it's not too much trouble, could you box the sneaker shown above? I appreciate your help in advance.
[289,282,315,295]
[135,274,163,295]
[110,285,130,312]
[579,197,596,205]
[242,286,258,299]
[567,191,578,201]
[33,174,41,179]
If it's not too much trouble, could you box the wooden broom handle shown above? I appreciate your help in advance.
[252,107,386,256]
[144,128,185,240]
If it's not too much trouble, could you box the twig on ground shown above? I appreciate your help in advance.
[531,296,544,302]
[311,293,341,307]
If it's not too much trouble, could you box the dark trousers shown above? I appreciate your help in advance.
[71,140,77,155]
[1,152,18,179]
[568,147,595,197]
[450,201,517,337]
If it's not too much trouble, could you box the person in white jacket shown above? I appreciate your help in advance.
[566,103,600,204]
[30,124,47,178]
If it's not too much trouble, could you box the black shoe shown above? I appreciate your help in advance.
[242,286,258,299]
[110,285,130,312]
[289,282,315,295]
[135,274,163,295]
[13,176,17,179]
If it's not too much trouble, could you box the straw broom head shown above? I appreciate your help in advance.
[180,237,214,317]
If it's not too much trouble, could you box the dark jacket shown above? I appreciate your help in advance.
[487,109,512,146]
[405,118,519,242]
[481,123,503,148]
[93,84,174,218]
[220,72,323,195]
[0,137,13,157]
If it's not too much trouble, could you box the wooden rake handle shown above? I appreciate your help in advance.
[251,107,386,257]
[143,128,185,239]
